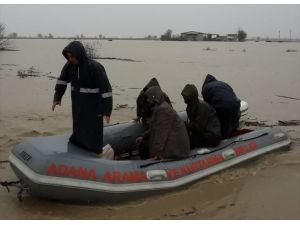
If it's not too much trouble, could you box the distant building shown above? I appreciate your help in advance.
[227,34,238,41]
[181,31,205,41]
[218,35,228,41]
[180,31,238,42]
[205,33,219,41]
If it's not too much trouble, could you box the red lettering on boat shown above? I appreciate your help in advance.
[248,141,257,150]
[47,163,56,175]
[102,171,147,183]
[102,171,112,182]
[68,166,77,177]
[46,163,96,180]
[166,154,225,179]
[112,171,121,182]
[234,141,257,156]
[181,164,191,175]
[189,161,200,172]
[128,171,147,183]
[78,167,88,179]
[102,154,226,183]
[88,169,97,181]
[58,164,68,176]
[167,168,180,179]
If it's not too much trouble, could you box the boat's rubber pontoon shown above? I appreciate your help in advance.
[9,101,291,202]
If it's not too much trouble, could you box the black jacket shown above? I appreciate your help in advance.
[53,41,112,153]
[181,84,221,140]
[201,74,240,138]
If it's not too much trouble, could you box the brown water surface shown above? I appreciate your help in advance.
[0,39,299,219]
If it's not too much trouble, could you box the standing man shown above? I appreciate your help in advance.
[52,41,112,154]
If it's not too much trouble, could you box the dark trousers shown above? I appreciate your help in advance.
[216,104,240,138]
[190,134,221,149]
[138,139,150,160]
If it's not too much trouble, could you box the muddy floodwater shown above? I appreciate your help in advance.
[0,39,300,219]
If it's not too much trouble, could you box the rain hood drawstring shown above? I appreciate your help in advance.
[77,66,80,79]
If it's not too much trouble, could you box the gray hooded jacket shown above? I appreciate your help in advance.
[144,86,190,159]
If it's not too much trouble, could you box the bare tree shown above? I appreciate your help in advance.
[9,32,18,38]
[83,40,102,59]
[0,23,10,50]
[160,29,173,41]
[237,28,247,42]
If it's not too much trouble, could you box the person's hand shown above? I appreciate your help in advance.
[52,101,61,111]
[103,115,110,124]
[135,136,143,146]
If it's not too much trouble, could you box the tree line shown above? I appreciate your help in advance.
[1,22,248,50]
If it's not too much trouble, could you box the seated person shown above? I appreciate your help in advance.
[181,84,222,149]
[136,86,190,160]
[136,77,172,127]
[201,74,241,138]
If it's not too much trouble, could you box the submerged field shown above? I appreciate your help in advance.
[0,39,299,219]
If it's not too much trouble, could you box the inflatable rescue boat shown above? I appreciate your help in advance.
[9,101,291,202]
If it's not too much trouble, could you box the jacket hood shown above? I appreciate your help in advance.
[202,74,217,89]
[181,84,199,104]
[143,77,160,92]
[137,78,160,106]
[144,85,164,104]
[62,41,88,64]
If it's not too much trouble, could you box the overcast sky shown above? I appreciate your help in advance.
[0,4,299,38]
